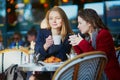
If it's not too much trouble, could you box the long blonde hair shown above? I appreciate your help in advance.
[45,6,73,41]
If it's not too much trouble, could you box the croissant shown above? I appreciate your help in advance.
[44,56,61,63]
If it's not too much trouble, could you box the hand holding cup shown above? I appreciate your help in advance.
[69,33,83,46]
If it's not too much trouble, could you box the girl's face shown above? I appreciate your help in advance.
[77,16,91,34]
[49,11,63,29]
[27,35,36,42]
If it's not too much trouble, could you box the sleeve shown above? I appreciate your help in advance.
[78,39,95,52]
[34,29,48,58]
[73,45,82,54]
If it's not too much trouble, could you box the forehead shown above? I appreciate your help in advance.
[78,16,86,22]
[27,35,34,37]
[49,11,61,17]
[78,16,83,20]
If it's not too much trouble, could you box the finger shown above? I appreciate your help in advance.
[47,35,52,39]
[70,40,76,45]
[68,38,73,41]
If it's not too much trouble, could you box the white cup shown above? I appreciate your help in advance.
[53,35,61,45]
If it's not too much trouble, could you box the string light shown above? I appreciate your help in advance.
[44,3,48,8]
[23,0,30,4]
[62,0,69,3]
[40,0,46,4]
[7,8,11,13]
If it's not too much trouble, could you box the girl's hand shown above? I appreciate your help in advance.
[44,35,54,50]
[30,41,36,50]
[69,33,83,46]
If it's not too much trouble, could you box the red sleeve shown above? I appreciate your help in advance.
[73,39,95,55]
[78,39,95,52]
[73,45,82,54]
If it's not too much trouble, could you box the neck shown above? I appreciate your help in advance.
[88,27,94,40]
[51,28,60,35]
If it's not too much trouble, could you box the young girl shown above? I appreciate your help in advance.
[69,9,120,80]
[29,6,73,80]
[35,6,73,61]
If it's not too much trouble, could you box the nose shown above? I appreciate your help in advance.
[77,24,80,29]
[53,18,56,23]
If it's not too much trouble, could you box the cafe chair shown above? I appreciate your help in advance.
[52,51,107,80]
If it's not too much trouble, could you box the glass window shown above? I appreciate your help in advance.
[106,1,120,33]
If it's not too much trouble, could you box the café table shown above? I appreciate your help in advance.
[18,61,64,80]
[18,61,64,72]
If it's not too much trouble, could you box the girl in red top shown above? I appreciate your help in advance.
[69,9,120,80]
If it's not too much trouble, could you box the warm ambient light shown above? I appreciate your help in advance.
[10,0,14,4]
[62,0,69,3]
[44,3,48,8]
[23,0,30,4]
[40,0,46,4]
[7,8,11,13]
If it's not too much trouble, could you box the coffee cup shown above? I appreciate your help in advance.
[52,35,61,45]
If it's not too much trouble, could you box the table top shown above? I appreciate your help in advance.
[18,61,64,72]
[0,47,29,55]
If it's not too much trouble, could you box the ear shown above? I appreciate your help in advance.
[87,22,91,27]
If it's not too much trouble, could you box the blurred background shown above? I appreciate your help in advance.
[0,0,120,47]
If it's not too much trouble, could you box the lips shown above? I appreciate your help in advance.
[52,24,57,26]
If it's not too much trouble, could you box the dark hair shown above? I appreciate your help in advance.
[78,9,108,30]
[27,28,37,37]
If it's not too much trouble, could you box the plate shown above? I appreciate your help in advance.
[38,61,64,65]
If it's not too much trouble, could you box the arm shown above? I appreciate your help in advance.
[34,29,49,58]
[77,39,95,52]
[69,33,94,54]
[77,29,115,57]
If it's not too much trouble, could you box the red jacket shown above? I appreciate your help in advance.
[74,29,120,80]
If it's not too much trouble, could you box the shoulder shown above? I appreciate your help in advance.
[38,29,50,32]
[98,29,111,36]
[37,29,52,39]
[38,29,51,34]
[97,29,112,39]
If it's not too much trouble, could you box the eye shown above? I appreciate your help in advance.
[78,22,81,24]
[49,17,53,20]
[56,17,61,19]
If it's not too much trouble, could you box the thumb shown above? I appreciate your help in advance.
[78,33,81,38]
[47,35,52,39]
